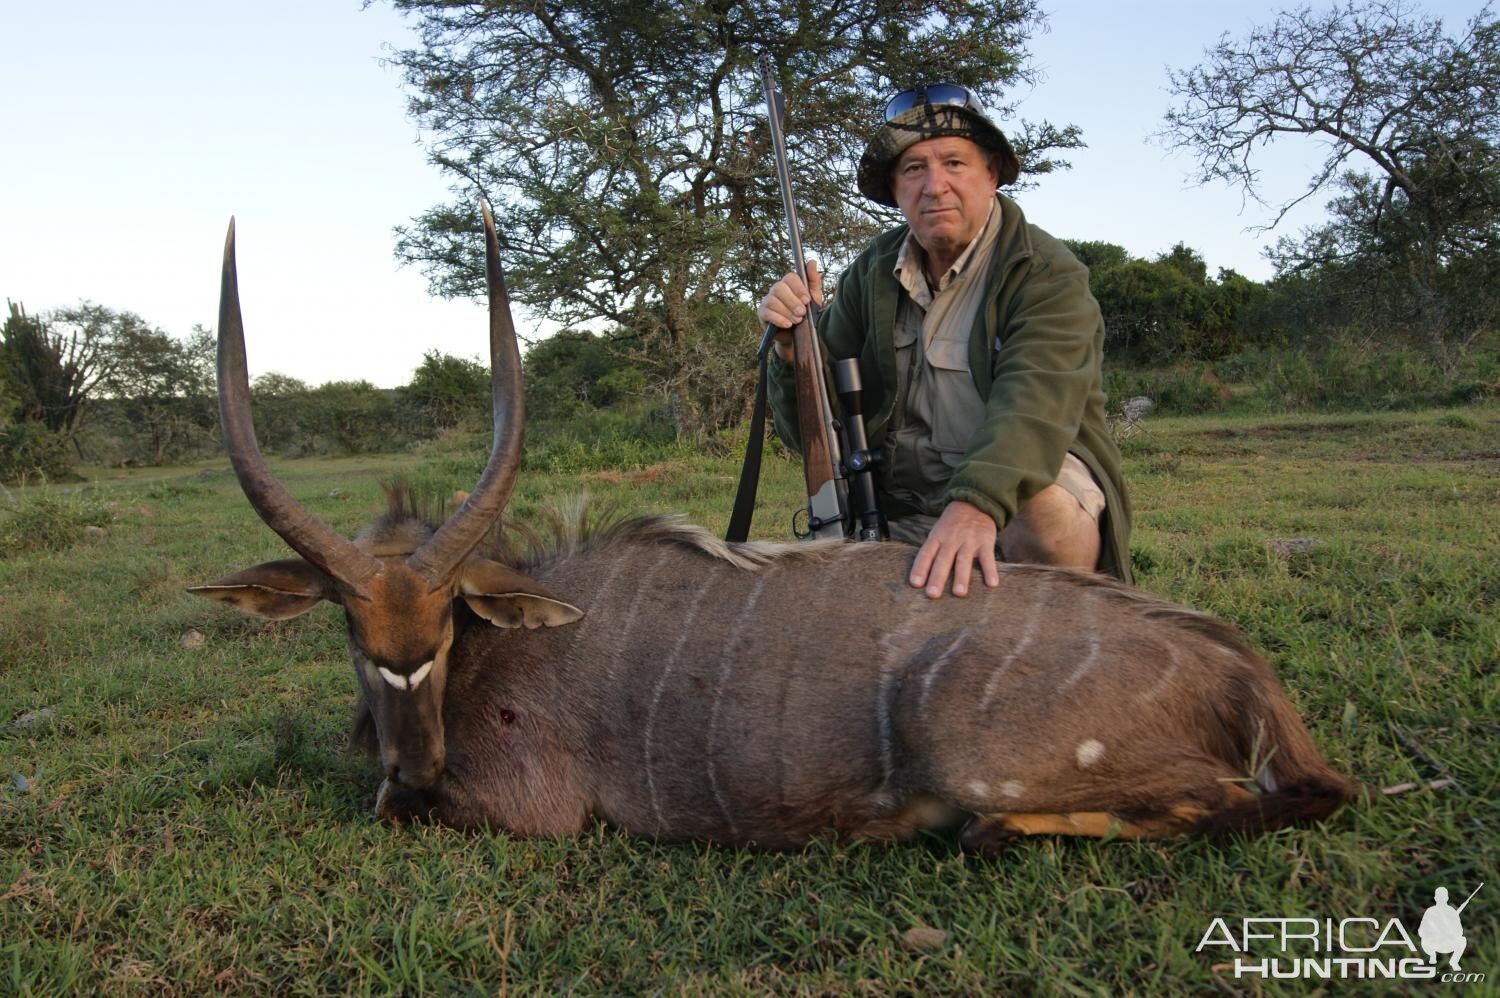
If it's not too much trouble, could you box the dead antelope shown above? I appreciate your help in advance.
[192,209,1356,849]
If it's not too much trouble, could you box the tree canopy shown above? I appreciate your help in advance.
[98,323,216,464]
[386,0,1082,436]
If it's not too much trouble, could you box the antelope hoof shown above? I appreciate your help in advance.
[958,814,1024,852]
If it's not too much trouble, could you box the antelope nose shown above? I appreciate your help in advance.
[387,758,443,790]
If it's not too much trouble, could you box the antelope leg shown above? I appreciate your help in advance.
[959,787,1259,849]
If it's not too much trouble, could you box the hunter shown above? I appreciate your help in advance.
[758,84,1131,598]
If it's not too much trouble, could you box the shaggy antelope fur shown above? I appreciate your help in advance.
[373,483,849,574]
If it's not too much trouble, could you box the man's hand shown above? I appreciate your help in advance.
[909,500,1001,598]
[756,260,822,363]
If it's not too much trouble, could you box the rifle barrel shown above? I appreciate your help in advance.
[759,55,812,299]
[758,52,846,539]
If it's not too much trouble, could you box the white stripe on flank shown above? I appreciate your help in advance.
[642,567,717,835]
[919,628,973,712]
[1137,645,1182,703]
[1060,634,1102,691]
[704,572,771,841]
[1256,762,1280,794]
[605,549,673,683]
[575,556,631,640]
[1058,601,1101,692]
[876,600,924,787]
[979,591,1041,712]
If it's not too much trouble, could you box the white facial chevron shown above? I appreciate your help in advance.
[378,660,434,692]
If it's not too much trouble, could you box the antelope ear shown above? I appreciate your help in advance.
[188,558,340,619]
[458,557,584,630]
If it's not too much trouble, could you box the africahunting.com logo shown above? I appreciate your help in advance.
[1196,882,1484,983]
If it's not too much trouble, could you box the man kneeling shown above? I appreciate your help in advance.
[759,84,1131,596]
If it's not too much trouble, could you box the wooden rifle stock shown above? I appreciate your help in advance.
[790,313,834,502]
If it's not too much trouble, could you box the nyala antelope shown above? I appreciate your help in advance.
[192,209,1356,849]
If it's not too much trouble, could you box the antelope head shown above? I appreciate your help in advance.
[190,206,581,790]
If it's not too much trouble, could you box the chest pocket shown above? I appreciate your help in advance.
[925,336,970,375]
[921,334,986,455]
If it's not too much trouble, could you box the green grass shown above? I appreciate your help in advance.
[2,404,1496,994]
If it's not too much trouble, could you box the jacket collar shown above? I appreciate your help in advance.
[869,192,1034,281]
[864,193,1035,437]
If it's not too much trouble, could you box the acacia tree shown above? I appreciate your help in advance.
[1161,1,1499,354]
[387,0,1080,438]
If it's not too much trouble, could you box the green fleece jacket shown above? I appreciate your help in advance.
[768,193,1133,582]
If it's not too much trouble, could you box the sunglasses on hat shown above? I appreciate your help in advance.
[882,84,986,121]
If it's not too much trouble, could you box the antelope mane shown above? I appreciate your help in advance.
[361,482,848,574]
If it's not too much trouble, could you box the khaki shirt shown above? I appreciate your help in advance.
[884,198,1003,515]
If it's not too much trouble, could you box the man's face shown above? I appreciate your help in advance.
[889,136,999,261]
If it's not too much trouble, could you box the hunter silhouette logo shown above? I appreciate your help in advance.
[1196,881,1485,983]
[1421,884,1481,971]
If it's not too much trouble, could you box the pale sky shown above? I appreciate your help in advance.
[1,2,1483,387]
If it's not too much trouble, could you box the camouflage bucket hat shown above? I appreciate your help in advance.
[856,89,1021,208]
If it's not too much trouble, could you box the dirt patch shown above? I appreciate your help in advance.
[581,463,675,486]
[1207,420,1406,440]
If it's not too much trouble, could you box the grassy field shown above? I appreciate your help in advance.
[2,404,1496,994]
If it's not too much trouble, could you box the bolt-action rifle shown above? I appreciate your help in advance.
[726,55,884,543]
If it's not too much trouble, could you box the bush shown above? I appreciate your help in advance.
[526,306,762,443]
[244,377,417,456]
[1104,363,1231,416]
[523,418,681,475]
[74,396,219,468]
[305,381,409,453]
[0,422,74,483]
[0,487,113,557]
[403,351,490,431]
[524,331,644,418]
[1089,257,1264,364]
[415,402,681,490]
[1209,348,1282,385]
[1260,337,1498,410]
[524,401,680,474]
